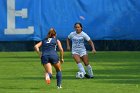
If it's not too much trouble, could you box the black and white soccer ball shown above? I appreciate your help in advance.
[76,71,84,79]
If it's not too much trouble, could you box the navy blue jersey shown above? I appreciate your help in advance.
[41,38,57,56]
[41,38,59,64]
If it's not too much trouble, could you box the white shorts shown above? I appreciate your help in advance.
[72,50,87,57]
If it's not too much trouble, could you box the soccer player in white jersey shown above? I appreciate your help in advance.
[66,22,96,78]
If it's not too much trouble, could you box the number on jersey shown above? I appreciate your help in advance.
[46,38,52,43]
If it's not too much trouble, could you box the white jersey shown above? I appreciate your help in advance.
[68,31,90,53]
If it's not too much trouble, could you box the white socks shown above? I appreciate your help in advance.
[77,63,94,77]
[86,65,93,77]
[77,63,86,75]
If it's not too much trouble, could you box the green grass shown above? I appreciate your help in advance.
[0,51,140,93]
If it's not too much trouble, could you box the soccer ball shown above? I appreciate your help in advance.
[76,71,84,79]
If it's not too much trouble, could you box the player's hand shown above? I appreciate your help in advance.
[60,59,64,64]
[67,46,70,51]
[92,49,96,54]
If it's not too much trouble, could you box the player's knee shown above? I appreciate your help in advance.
[56,68,61,72]
[55,66,61,72]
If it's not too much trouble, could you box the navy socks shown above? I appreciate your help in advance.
[56,71,62,87]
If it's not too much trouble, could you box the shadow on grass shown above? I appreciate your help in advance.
[95,68,140,75]
[1,75,140,85]
[63,68,140,84]
[1,68,140,85]
[0,86,40,90]
[93,68,140,84]
[0,76,43,80]
[94,76,140,84]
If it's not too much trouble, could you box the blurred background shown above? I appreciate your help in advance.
[0,0,140,51]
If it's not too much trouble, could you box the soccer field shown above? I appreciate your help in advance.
[0,51,140,93]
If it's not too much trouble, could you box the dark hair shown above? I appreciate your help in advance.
[46,28,56,39]
[74,22,83,28]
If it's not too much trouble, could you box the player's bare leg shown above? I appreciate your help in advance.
[73,54,86,75]
[43,63,52,84]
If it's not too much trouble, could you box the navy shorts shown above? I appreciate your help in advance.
[41,54,59,65]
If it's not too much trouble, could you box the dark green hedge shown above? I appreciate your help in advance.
[0,40,140,51]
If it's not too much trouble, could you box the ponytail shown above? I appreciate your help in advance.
[46,28,56,40]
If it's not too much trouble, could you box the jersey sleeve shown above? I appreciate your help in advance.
[83,32,90,41]
[68,32,73,39]
[42,39,45,42]
[55,37,58,41]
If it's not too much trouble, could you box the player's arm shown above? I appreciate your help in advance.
[34,41,42,58]
[57,40,64,64]
[66,38,71,50]
[84,32,96,54]
[88,40,96,54]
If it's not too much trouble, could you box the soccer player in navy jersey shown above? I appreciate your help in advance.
[34,28,64,89]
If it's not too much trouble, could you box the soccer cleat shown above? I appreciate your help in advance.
[84,74,91,78]
[57,85,62,89]
[45,73,50,84]
[87,67,94,78]
[46,79,50,84]
[90,76,94,78]
[84,74,94,79]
